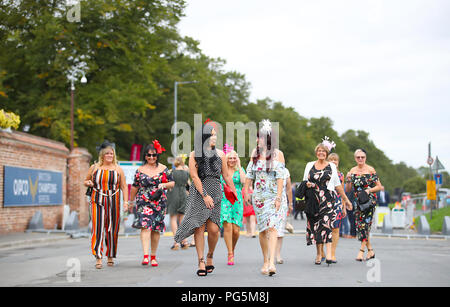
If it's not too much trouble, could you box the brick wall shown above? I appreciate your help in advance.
[0,130,92,234]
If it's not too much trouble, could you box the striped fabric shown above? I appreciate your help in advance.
[90,168,121,259]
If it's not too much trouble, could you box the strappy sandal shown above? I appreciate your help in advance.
[366,249,375,260]
[170,243,180,251]
[355,249,365,262]
[142,255,149,266]
[206,252,215,273]
[150,255,158,267]
[107,258,114,267]
[227,252,234,266]
[261,263,269,275]
[197,258,207,277]
[268,264,277,276]
[180,241,190,250]
[95,261,103,269]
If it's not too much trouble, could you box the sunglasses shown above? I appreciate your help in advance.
[356,156,366,159]
[146,153,158,158]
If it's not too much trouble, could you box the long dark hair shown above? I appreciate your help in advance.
[194,122,218,179]
[252,128,276,172]
[142,144,160,166]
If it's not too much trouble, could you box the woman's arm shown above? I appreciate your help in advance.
[84,164,96,187]
[336,185,352,211]
[286,177,293,214]
[189,151,214,209]
[117,166,129,211]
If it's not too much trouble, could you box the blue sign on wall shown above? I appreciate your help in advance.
[3,166,63,207]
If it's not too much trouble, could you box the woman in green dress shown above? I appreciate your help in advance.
[166,156,190,250]
[220,146,246,265]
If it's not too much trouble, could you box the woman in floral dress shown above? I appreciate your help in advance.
[130,141,174,267]
[220,147,246,266]
[244,120,285,276]
[346,149,382,261]
[303,143,352,266]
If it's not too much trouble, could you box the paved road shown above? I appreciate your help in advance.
[1,222,449,288]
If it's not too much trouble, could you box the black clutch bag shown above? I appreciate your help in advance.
[357,190,374,211]
[149,189,163,201]
[86,187,93,197]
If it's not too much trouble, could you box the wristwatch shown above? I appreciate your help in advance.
[202,189,208,198]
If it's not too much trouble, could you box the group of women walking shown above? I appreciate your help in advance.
[84,119,383,276]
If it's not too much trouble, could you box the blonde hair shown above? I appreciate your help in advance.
[226,150,239,171]
[328,153,339,161]
[174,156,184,167]
[314,143,330,158]
[97,146,118,167]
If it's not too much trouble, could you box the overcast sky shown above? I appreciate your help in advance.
[177,0,450,171]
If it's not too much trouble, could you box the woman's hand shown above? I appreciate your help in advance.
[306,181,315,188]
[275,198,281,211]
[344,198,353,211]
[203,195,214,209]
[85,180,94,187]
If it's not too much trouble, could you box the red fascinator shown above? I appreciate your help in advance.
[152,139,166,154]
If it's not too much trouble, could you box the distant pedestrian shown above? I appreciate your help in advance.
[129,140,175,267]
[166,155,190,250]
[244,119,285,276]
[174,120,236,276]
[84,140,128,269]
[275,167,293,264]
[327,153,348,263]
[345,149,382,261]
[302,139,352,266]
[220,145,246,266]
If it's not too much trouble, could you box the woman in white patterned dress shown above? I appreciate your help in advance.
[244,120,285,276]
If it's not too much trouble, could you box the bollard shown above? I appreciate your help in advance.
[442,216,450,236]
[417,215,430,235]
[27,211,44,230]
[382,214,393,234]
[64,211,79,231]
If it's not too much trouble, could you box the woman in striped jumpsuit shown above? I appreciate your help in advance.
[84,142,128,269]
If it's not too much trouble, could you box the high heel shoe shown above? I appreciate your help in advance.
[150,255,158,267]
[268,264,276,276]
[325,259,333,267]
[366,249,375,260]
[355,249,365,262]
[142,255,149,266]
[227,252,234,266]
[197,258,207,277]
[206,253,215,273]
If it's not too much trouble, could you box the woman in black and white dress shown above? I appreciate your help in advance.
[174,120,236,276]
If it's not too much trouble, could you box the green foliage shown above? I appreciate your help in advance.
[403,176,427,194]
[0,0,420,193]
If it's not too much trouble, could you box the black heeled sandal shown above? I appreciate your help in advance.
[366,249,375,260]
[196,258,207,277]
[355,249,365,262]
[206,253,215,274]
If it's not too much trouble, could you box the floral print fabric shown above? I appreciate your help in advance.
[306,164,335,245]
[351,173,379,242]
[132,168,174,232]
[220,168,245,228]
[246,159,286,233]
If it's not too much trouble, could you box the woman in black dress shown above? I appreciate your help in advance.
[345,149,382,261]
[174,120,236,276]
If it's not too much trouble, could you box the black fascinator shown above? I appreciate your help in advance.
[96,140,116,153]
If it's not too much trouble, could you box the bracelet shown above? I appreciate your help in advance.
[275,196,281,202]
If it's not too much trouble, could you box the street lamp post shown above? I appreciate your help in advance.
[174,80,198,157]
[70,74,87,151]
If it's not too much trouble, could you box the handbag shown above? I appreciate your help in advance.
[149,189,163,201]
[86,186,93,197]
[294,197,306,212]
[223,184,237,204]
[357,190,375,211]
